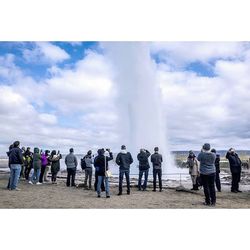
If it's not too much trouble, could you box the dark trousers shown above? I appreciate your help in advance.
[119,170,130,193]
[94,171,105,191]
[138,169,149,190]
[39,166,46,183]
[24,166,32,180]
[51,171,58,182]
[20,165,25,178]
[200,173,216,205]
[231,172,241,191]
[153,168,162,190]
[215,172,221,191]
[67,168,76,186]
[84,168,92,188]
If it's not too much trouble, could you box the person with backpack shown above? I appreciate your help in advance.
[49,150,62,184]
[211,148,221,192]
[29,147,42,185]
[39,150,50,184]
[8,141,24,191]
[186,150,199,191]
[116,145,133,195]
[65,148,78,187]
[197,143,216,206]
[82,150,94,190]
[226,148,242,193]
[94,148,113,198]
[151,147,163,192]
[137,149,151,191]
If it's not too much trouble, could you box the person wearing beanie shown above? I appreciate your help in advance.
[211,149,221,192]
[116,145,133,195]
[197,143,216,206]
[29,147,42,185]
[151,147,163,192]
[49,150,62,184]
[65,148,78,187]
[8,141,24,191]
[186,150,199,191]
[226,148,242,193]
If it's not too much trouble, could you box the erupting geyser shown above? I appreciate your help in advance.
[104,42,177,174]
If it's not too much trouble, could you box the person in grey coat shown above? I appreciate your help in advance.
[197,143,216,206]
[65,148,78,187]
[83,150,94,189]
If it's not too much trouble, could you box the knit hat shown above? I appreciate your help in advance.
[203,143,211,151]
[121,145,126,150]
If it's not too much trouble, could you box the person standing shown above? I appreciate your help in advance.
[39,150,49,183]
[83,150,94,190]
[137,149,151,191]
[43,150,51,182]
[6,144,14,189]
[186,150,199,191]
[94,149,105,192]
[65,148,78,187]
[20,146,26,179]
[8,141,24,191]
[211,149,221,192]
[24,147,33,180]
[226,148,242,193]
[151,147,163,192]
[197,143,216,206]
[49,150,62,184]
[94,148,113,198]
[116,145,133,195]
[29,147,42,185]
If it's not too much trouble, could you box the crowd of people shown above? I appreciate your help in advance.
[6,141,244,206]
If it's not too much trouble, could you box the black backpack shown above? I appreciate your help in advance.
[81,157,87,170]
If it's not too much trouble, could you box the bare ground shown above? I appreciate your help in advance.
[1,173,250,209]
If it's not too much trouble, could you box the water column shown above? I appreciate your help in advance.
[103,42,177,175]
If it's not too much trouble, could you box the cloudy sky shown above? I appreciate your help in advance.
[1,41,250,155]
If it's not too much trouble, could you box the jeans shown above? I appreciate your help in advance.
[119,169,130,193]
[84,168,92,188]
[231,172,241,191]
[200,173,216,205]
[138,169,149,190]
[215,172,221,191]
[94,171,105,191]
[9,164,21,190]
[67,167,76,186]
[97,176,110,196]
[153,168,162,190]
[32,168,41,183]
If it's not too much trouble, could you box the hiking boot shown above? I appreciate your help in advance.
[106,195,110,198]
[117,192,122,196]
[152,189,156,192]
[127,191,130,195]
[237,190,242,192]
[97,194,101,198]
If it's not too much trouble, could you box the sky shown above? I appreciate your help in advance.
[1,41,250,155]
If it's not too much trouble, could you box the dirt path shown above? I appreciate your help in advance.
[1,173,250,208]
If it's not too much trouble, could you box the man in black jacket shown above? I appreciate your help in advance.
[226,148,242,193]
[8,141,24,191]
[211,149,221,192]
[94,148,113,198]
[116,145,133,195]
[137,149,151,191]
[151,147,163,192]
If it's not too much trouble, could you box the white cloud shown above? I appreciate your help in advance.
[151,42,247,67]
[22,42,70,64]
